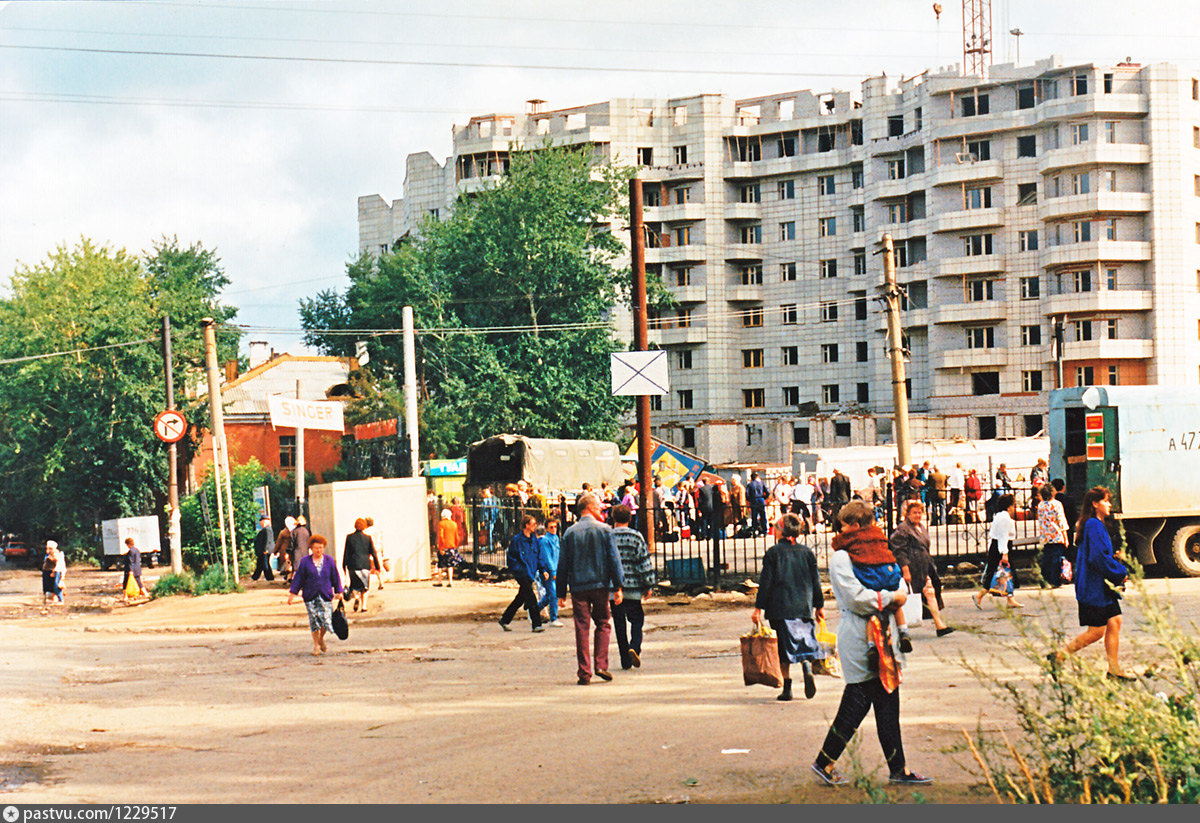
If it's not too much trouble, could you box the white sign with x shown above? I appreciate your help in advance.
[611,350,669,396]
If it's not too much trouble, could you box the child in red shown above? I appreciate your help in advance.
[831,501,913,652]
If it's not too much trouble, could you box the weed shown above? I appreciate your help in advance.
[193,564,243,595]
[150,572,195,598]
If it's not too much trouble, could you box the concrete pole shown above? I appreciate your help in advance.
[882,235,912,469]
[295,379,305,517]
[161,316,182,575]
[629,178,655,553]
[403,306,420,478]
[200,318,230,578]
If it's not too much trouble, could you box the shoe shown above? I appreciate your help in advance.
[1106,670,1137,682]
[629,649,641,668]
[532,625,545,633]
[1007,600,1024,609]
[433,582,442,587]
[898,632,913,653]
[973,594,983,610]
[549,620,564,627]
[811,762,847,786]
[499,621,512,632]
[802,660,816,699]
[577,677,590,686]
[352,599,360,612]
[446,583,451,588]
[595,669,613,681]
[936,627,956,637]
[777,678,793,701]
[889,771,933,785]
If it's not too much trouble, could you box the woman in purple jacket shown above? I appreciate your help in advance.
[288,534,344,656]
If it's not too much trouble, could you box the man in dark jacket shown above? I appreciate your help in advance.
[827,470,852,525]
[499,514,545,633]
[558,493,624,684]
[251,516,274,581]
[746,472,769,536]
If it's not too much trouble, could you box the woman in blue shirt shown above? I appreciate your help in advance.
[1053,486,1134,681]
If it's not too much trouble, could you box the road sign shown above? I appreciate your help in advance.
[611,350,668,396]
[153,409,188,443]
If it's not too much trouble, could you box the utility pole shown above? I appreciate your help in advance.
[882,235,912,469]
[201,318,230,579]
[629,178,655,552]
[295,379,305,518]
[1053,316,1066,388]
[161,317,182,574]
[403,306,420,478]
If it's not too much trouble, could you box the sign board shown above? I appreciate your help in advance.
[423,457,468,477]
[625,437,706,489]
[611,350,668,396]
[1085,412,1105,461]
[101,515,161,558]
[251,485,271,521]
[354,418,398,441]
[267,394,345,432]
[153,409,188,443]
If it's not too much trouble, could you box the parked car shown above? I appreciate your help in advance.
[3,539,30,564]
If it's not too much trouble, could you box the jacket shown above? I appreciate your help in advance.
[1074,517,1127,607]
[506,531,541,581]
[829,550,906,685]
[290,554,343,602]
[746,478,768,505]
[343,529,378,571]
[755,539,823,620]
[558,514,624,595]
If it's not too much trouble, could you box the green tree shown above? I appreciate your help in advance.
[301,147,665,457]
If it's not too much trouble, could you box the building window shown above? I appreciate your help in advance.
[650,395,662,411]
[781,304,798,325]
[1106,318,1119,340]
[967,278,994,301]
[778,179,796,199]
[977,415,998,439]
[777,134,797,157]
[972,372,1000,396]
[1104,121,1117,144]
[967,139,991,161]
[1105,218,1117,241]
[1072,171,1090,195]
[856,341,869,362]
[1021,324,1042,346]
[739,224,762,244]
[1071,122,1090,145]
[963,233,994,256]
[820,259,838,278]
[914,106,923,131]
[851,166,864,189]
[1072,72,1089,96]
[673,145,688,164]
[966,326,996,349]
[740,183,761,203]
[1017,182,1037,205]
[739,264,763,285]
[793,426,810,445]
[820,302,838,322]
[1072,320,1093,342]
[1101,169,1116,192]
[781,346,799,366]
[743,388,765,408]
[821,343,839,363]
[779,221,796,241]
[742,348,764,368]
[682,427,695,449]
[818,217,837,237]
[961,93,990,116]
[637,147,653,165]
[1020,230,1039,251]
[741,308,763,327]
[676,350,693,370]
[1073,220,1092,243]
[1020,275,1040,299]
[1073,269,1093,292]
[1105,267,1118,290]
[673,186,691,204]
[780,261,797,281]
[1109,365,1120,385]
[677,389,694,409]
[887,158,906,179]
[822,384,840,404]
[851,207,865,233]
[856,383,870,404]
[853,251,867,275]
[1103,73,1114,93]
[887,203,907,223]
[279,435,296,469]
[677,309,692,328]
[965,186,992,209]
[782,386,800,406]
[855,296,868,321]
[817,175,836,195]
[1075,366,1095,386]
[835,421,852,438]
[674,226,691,245]
[888,114,905,136]
[1017,84,1036,109]
[1017,134,1036,156]
[1023,370,1044,392]
[674,266,692,286]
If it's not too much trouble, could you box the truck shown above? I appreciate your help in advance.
[464,435,624,494]
[100,515,162,571]
[1049,386,1200,577]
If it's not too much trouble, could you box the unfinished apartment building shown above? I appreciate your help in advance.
[358,55,1200,465]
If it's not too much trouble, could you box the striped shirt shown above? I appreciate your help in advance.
[612,526,656,601]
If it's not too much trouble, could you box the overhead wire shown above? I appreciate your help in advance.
[0,336,158,366]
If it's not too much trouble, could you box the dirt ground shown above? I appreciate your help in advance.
[1,560,1197,804]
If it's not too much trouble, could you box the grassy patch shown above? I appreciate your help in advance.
[150,572,195,598]
[193,564,243,595]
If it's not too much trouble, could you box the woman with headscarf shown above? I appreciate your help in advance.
[275,516,295,583]
[889,499,954,637]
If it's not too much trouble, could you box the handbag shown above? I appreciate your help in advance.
[331,600,349,640]
[740,622,783,688]
[900,579,923,628]
[866,614,902,693]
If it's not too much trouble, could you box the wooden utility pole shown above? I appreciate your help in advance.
[403,306,420,478]
[295,379,305,518]
[161,316,182,574]
[882,235,912,469]
[629,178,655,551]
[201,318,239,581]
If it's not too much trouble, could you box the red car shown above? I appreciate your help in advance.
[3,539,30,563]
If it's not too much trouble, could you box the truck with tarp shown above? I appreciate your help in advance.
[1049,385,1200,576]
[464,435,623,494]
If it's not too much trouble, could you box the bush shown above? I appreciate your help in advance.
[151,572,195,598]
[193,563,243,596]
[956,563,1200,803]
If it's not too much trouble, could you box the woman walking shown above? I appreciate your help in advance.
[889,500,954,637]
[343,518,380,611]
[42,540,64,606]
[1051,487,1134,680]
[752,514,824,701]
[1036,483,1070,587]
[973,493,1022,609]
[287,534,343,656]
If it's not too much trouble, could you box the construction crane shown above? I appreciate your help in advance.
[961,0,992,76]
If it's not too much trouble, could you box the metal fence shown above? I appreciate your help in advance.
[429,481,1046,589]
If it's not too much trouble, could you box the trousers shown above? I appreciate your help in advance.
[611,598,644,669]
[537,576,558,621]
[815,678,905,775]
[500,577,542,629]
[570,589,612,681]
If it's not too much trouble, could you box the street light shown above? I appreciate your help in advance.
[1010,28,1024,64]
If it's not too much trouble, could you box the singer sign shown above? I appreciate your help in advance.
[267,395,346,433]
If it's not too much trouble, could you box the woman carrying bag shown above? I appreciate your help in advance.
[288,534,344,656]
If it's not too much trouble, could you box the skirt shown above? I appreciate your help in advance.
[437,547,464,568]
[42,570,57,595]
[348,569,370,592]
[768,618,826,664]
[304,597,333,632]
[1078,599,1121,627]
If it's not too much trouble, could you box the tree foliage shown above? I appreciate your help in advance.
[0,237,238,546]
[300,147,663,457]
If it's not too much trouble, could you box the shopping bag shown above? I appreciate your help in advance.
[124,575,141,599]
[740,623,783,688]
[331,600,349,641]
[1060,558,1072,583]
[866,614,902,693]
[901,580,923,628]
[812,616,842,678]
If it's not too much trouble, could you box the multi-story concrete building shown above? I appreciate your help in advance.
[359,55,1200,465]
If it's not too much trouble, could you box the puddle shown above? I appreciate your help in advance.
[0,760,51,790]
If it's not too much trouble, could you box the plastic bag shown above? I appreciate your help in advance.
[740,622,783,688]
[900,579,923,628]
[1060,558,1073,583]
[813,616,842,678]
[124,575,141,599]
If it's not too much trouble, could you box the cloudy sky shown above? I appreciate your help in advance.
[2,0,1197,355]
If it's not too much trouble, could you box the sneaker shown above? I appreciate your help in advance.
[629,649,641,668]
[577,677,590,686]
[898,632,913,654]
[936,626,956,637]
[549,620,564,628]
[811,762,847,786]
[532,625,545,633]
[889,771,933,785]
[595,669,613,681]
[499,621,512,632]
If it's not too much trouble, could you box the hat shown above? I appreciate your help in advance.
[441,508,452,519]
[284,516,296,529]
[46,540,58,550]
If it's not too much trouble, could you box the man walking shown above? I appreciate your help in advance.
[558,493,624,684]
[609,505,655,670]
[251,516,274,581]
[827,469,851,526]
[929,466,948,526]
[948,463,965,512]
[746,472,769,536]
[499,514,545,633]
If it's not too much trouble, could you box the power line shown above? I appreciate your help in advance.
[0,89,478,115]
[0,337,158,366]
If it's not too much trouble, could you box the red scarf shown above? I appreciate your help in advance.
[832,523,896,566]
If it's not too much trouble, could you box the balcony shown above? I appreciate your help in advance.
[645,244,706,264]
[1040,240,1151,269]
[726,284,765,303]
[654,203,706,222]
[1037,142,1150,173]
[1058,338,1154,361]
[1043,289,1153,316]
[456,175,502,195]
[640,162,706,182]
[934,347,1010,369]
[649,325,708,346]
[723,148,857,180]
[725,244,764,261]
[872,178,911,200]
[933,254,1007,278]
[1038,93,1148,122]
[931,300,1009,325]
[930,207,1005,233]
[1039,191,1151,221]
[724,202,761,221]
[929,159,1004,187]
[669,284,707,304]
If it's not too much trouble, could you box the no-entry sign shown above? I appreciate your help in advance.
[153,409,188,443]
